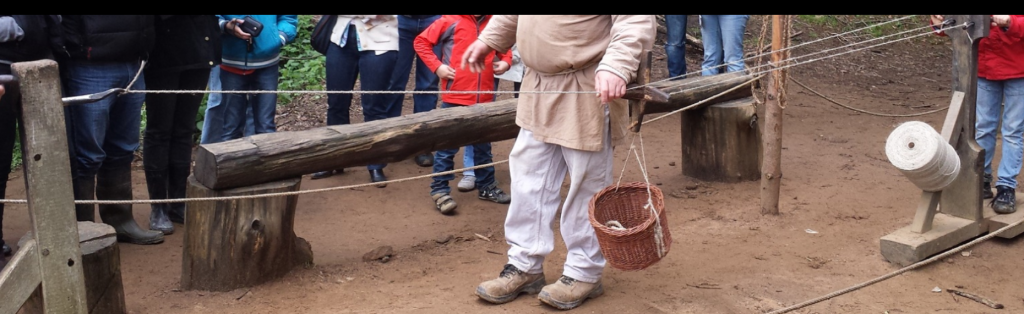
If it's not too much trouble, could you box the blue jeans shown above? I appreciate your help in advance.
[700,15,749,76]
[665,15,689,78]
[62,61,145,179]
[326,26,398,171]
[432,102,496,195]
[220,65,279,142]
[976,77,1024,189]
[201,66,254,144]
[387,15,441,116]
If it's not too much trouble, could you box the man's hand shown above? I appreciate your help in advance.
[226,18,252,41]
[931,15,944,26]
[461,39,494,74]
[493,61,510,75]
[0,84,5,102]
[992,15,1012,28]
[595,70,626,104]
[435,65,456,80]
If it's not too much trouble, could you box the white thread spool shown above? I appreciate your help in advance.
[885,121,960,192]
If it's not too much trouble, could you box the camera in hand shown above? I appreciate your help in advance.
[238,16,263,52]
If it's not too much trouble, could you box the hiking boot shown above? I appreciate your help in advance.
[478,186,511,204]
[458,175,476,192]
[992,185,1017,214]
[476,264,545,304]
[432,193,458,215]
[983,173,994,199]
[538,275,604,310]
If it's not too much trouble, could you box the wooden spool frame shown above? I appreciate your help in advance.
[880,15,1024,266]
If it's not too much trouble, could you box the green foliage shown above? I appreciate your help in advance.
[277,15,326,105]
[10,127,21,171]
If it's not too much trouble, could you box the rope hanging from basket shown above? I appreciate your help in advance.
[613,131,667,258]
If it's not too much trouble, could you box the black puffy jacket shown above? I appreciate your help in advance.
[0,15,62,63]
[146,15,221,74]
[60,15,155,62]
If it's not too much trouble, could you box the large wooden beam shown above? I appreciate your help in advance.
[195,73,756,190]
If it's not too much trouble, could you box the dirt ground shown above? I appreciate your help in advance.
[4,15,1024,313]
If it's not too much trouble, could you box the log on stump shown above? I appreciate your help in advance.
[195,73,757,190]
[680,96,762,182]
[19,222,125,314]
[181,175,313,292]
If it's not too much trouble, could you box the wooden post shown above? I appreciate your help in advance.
[0,60,89,314]
[181,175,313,292]
[760,15,790,215]
[680,97,761,182]
[19,222,126,314]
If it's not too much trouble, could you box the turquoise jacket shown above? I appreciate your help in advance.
[217,15,297,69]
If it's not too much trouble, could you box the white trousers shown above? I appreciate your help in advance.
[504,123,613,283]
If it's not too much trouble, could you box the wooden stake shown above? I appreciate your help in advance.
[761,15,790,215]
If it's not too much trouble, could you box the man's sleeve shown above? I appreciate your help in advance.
[596,15,656,83]
[478,15,518,53]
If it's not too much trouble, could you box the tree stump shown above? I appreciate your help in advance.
[680,96,762,182]
[18,222,125,314]
[181,175,313,292]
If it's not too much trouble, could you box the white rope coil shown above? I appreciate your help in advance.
[885,121,960,192]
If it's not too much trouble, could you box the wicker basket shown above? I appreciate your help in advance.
[588,181,671,271]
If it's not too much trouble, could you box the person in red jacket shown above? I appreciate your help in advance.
[414,15,513,214]
[931,15,1024,214]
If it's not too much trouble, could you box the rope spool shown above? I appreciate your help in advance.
[884,121,960,192]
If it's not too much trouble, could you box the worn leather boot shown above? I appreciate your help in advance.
[538,275,604,310]
[96,167,164,245]
[476,264,546,304]
[72,176,96,222]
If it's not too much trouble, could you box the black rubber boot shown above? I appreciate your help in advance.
[144,170,174,234]
[167,164,190,224]
[72,176,96,222]
[96,167,164,245]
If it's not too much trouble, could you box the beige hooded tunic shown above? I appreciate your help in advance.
[477,15,656,151]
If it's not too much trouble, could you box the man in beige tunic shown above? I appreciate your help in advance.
[461,15,656,310]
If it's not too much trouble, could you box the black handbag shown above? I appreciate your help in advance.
[311,15,338,55]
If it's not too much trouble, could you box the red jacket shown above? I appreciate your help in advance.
[932,16,1024,80]
[414,15,512,105]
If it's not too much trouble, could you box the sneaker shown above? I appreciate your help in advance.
[432,193,458,215]
[983,174,994,199]
[476,264,545,304]
[538,275,604,310]
[478,186,511,204]
[458,175,476,192]
[991,185,1017,214]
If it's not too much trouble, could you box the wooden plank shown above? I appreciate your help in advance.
[910,192,942,233]
[939,92,965,142]
[880,213,983,267]
[986,193,1024,239]
[0,239,41,314]
[12,59,88,314]
[195,74,755,190]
